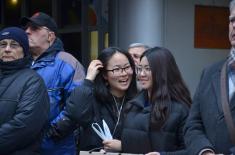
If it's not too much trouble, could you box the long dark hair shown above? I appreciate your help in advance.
[94,47,137,103]
[141,47,191,129]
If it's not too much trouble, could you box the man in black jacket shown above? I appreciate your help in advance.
[0,27,50,155]
[184,1,235,155]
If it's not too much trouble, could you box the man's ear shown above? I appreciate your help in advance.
[48,31,56,44]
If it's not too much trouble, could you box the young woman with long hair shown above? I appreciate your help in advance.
[104,47,191,155]
[65,47,137,152]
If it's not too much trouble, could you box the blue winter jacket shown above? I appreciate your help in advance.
[31,38,85,155]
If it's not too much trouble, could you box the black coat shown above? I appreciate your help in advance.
[121,91,189,155]
[0,58,50,155]
[66,79,127,151]
[184,60,235,155]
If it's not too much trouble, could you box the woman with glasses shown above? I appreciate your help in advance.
[105,47,191,155]
[65,47,137,152]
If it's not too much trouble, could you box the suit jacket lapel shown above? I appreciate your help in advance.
[212,65,223,115]
[212,61,235,115]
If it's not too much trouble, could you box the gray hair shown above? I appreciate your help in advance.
[128,43,150,50]
[230,0,235,12]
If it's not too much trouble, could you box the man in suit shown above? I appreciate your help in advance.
[184,1,235,155]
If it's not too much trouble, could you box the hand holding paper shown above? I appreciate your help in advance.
[103,139,122,151]
[92,119,113,140]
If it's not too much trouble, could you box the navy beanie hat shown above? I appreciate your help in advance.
[0,27,29,56]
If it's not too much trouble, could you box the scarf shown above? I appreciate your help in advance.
[0,56,32,75]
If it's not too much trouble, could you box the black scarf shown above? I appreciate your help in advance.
[0,56,32,75]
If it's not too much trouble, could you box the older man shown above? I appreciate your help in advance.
[184,1,235,155]
[0,27,49,155]
[21,12,85,155]
[128,43,149,91]
[128,43,149,66]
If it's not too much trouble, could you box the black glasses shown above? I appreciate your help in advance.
[106,65,133,76]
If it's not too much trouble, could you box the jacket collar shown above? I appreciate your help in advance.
[129,90,148,108]
[34,38,64,63]
[32,38,64,68]
[0,56,31,75]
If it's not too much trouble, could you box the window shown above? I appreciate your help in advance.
[60,32,82,62]
[4,0,22,26]
[28,0,51,15]
[60,0,81,28]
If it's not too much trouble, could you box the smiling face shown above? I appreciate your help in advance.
[104,52,133,97]
[0,39,24,62]
[138,56,153,93]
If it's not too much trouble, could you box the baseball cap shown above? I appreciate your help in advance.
[21,12,58,34]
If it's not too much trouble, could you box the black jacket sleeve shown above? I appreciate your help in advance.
[65,79,96,127]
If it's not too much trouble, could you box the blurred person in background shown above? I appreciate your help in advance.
[128,43,150,91]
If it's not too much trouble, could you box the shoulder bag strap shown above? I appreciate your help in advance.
[220,62,235,145]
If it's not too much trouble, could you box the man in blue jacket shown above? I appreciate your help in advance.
[21,12,85,155]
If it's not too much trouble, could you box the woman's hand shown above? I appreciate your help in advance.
[86,60,103,81]
[145,152,160,155]
[103,139,122,152]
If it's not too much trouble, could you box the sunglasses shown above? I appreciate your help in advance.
[23,22,50,32]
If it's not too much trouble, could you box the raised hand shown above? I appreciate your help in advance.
[86,60,103,81]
